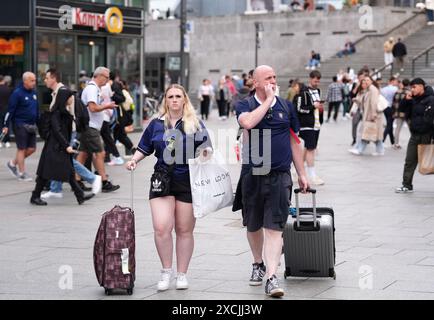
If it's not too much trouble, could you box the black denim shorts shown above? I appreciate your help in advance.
[149,177,192,204]
[241,170,292,232]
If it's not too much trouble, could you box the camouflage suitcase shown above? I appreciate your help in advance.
[93,172,135,295]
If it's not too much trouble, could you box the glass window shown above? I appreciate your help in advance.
[110,0,126,5]
[108,37,141,123]
[131,0,144,8]
[108,37,140,84]
[36,33,75,107]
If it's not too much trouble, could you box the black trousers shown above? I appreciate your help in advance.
[114,123,133,154]
[100,121,120,158]
[402,132,432,188]
[217,99,227,117]
[383,107,395,145]
[200,95,210,120]
[32,172,84,201]
[327,101,341,121]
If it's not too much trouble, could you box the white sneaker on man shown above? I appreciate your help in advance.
[108,157,124,166]
[176,273,189,290]
[92,175,102,194]
[41,191,63,199]
[5,142,11,148]
[157,269,173,291]
[310,176,325,186]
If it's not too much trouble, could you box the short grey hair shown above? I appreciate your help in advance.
[22,71,36,81]
[93,67,110,78]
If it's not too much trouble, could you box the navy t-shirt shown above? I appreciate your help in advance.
[137,117,211,181]
[236,96,300,172]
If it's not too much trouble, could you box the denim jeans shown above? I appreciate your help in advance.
[50,159,96,192]
[357,140,384,154]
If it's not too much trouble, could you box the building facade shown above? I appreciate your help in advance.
[0,0,145,125]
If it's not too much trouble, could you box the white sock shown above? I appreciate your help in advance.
[307,166,316,178]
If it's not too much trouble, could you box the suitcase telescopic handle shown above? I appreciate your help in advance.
[294,188,317,228]
[130,169,134,211]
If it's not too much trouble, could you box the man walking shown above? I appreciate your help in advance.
[30,69,95,206]
[2,72,38,181]
[76,67,120,192]
[325,76,344,123]
[294,70,325,185]
[381,77,399,146]
[396,78,434,193]
[392,38,407,73]
[236,65,309,297]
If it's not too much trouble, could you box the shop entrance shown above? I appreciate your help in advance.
[78,37,106,77]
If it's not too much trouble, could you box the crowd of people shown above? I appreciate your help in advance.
[2,35,434,299]
[1,67,139,205]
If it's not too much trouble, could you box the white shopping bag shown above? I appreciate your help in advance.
[188,149,234,218]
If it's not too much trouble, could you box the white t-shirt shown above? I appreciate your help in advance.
[81,81,104,131]
[101,83,113,122]
[308,88,321,131]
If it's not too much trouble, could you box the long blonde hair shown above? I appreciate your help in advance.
[159,84,201,135]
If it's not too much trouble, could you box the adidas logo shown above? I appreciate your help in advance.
[152,179,162,192]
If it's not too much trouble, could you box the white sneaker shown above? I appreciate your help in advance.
[41,191,63,199]
[17,172,32,182]
[176,273,189,290]
[0,143,3,148]
[348,148,361,155]
[92,175,102,195]
[311,176,325,186]
[108,157,124,166]
[157,269,173,291]
[5,142,11,148]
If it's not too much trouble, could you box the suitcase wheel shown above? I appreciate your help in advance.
[105,288,112,296]
[127,288,133,295]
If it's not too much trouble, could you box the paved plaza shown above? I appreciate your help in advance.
[1,109,434,300]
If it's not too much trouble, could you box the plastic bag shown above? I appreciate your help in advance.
[188,149,234,218]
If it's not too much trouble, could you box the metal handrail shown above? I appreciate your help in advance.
[370,62,394,79]
[411,44,434,77]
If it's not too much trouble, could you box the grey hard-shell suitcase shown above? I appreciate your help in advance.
[283,188,336,279]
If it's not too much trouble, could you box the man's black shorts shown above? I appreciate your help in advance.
[299,129,320,150]
[149,177,192,204]
[14,124,36,150]
[78,127,104,153]
[241,170,292,232]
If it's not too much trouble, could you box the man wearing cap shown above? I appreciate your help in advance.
[396,78,434,193]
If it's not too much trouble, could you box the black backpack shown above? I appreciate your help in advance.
[37,111,52,140]
[73,92,90,133]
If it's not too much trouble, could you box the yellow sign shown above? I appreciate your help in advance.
[105,7,123,34]
[0,37,24,55]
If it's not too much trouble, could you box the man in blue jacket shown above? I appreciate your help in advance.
[2,72,39,181]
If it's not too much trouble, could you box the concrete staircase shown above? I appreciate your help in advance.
[278,24,434,94]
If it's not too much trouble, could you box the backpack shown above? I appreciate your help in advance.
[73,92,90,133]
[37,111,52,140]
